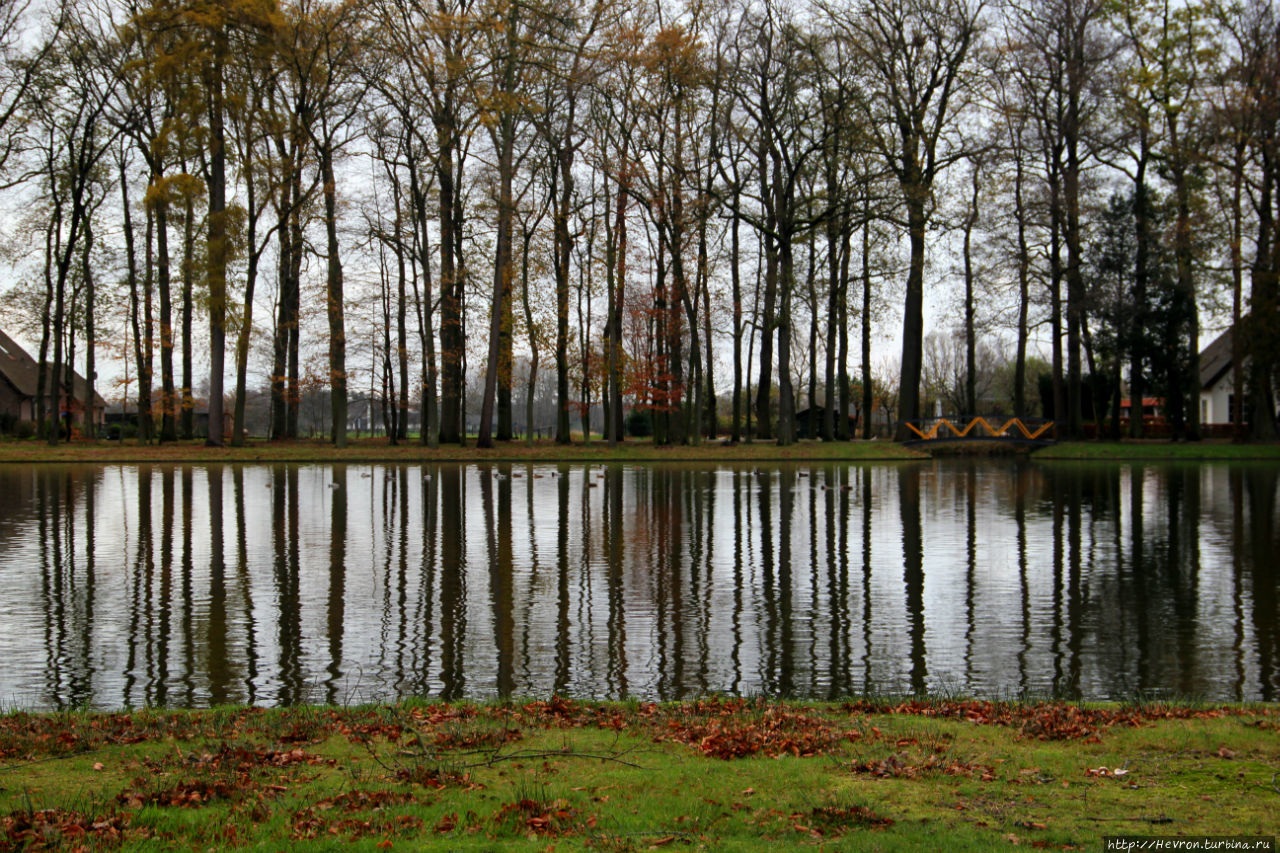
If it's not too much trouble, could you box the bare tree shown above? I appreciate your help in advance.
[826,0,984,439]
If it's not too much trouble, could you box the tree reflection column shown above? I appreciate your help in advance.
[482,466,515,696]
[233,467,259,704]
[207,466,230,705]
[1245,467,1278,700]
[605,466,628,695]
[438,466,467,699]
[554,469,572,694]
[273,466,303,705]
[324,467,347,704]
[899,465,927,694]
[124,466,154,706]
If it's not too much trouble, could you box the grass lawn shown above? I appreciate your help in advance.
[1,698,1275,851]
[0,436,924,465]
[1032,440,1280,461]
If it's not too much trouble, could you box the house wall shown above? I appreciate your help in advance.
[0,379,27,422]
[1200,377,1236,426]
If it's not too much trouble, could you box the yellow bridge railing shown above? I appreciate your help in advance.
[900,417,1055,443]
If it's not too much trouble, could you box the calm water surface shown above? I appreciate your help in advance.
[0,460,1276,710]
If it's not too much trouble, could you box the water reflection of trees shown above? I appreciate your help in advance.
[0,461,1276,709]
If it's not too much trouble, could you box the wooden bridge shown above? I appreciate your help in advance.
[899,416,1056,447]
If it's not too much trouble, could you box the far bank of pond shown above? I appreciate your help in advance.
[6,435,1280,464]
[0,436,924,464]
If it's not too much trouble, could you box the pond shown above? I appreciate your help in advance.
[0,460,1275,710]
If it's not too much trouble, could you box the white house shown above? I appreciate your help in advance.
[1199,326,1236,427]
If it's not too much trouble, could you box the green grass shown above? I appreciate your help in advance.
[0,436,924,465]
[1032,440,1280,460]
[1,697,1276,850]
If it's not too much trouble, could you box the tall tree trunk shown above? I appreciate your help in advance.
[205,33,228,449]
[408,152,438,447]
[553,148,573,444]
[775,226,796,447]
[286,188,302,438]
[1249,151,1278,440]
[522,226,539,447]
[963,165,979,415]
[478,116,515,449]
[397,217,409,442]
[48,211,66,446]
[895,189,927,440]
[823,206,841,441]
[156,192,177,442]
[181,193,195,440]
[1169,116,1199,440]
[701,239,715,440]
[232,148,261,447]
[437,119,463,444]
[730,202,743,443]
[608,164,627,443]
[1048,155,1065,430]
[837,225,851,439]
[270,176,292,441]
[320,144,347,448]
[1014,150,1030,419]
[603,164,618,446]
[36,220,52,441]
[122,154,153,443]
[1064,15,1085,441]
[860,213,873,439]
[1229,137,1246,440]
[82,218,96,440]
[755,165,778,441]
[805,240,818,438]
[1130,138,1151,438]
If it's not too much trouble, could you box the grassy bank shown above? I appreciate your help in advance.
[1033,440,1280,461]
[0,437,923,465]
[2,698,1275,851]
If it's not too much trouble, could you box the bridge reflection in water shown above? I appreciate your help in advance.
[0,460,1274,710]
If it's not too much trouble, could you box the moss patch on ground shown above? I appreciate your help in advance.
[0,437,923,465]
[1,697,1275,851]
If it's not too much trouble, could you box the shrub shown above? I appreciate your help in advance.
[625,409,652,437]
[13,420,35,439]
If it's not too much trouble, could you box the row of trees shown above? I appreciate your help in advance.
[3,0,1280,446]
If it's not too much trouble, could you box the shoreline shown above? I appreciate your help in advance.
[6,436,1280,464]
[0,437,926,464]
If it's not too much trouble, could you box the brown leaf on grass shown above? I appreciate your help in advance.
[313,790,415,814]
[802,805,894,835]
[492,798,580,838]
[652,699,862,759]
[2,808,147,850]
[117,778,242,809]
[394,765,477,790]
[839,699,1248,743]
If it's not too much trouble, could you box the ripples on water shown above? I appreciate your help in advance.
[0,460,1275,710]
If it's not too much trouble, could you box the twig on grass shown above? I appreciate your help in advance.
[459,749,646,770]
